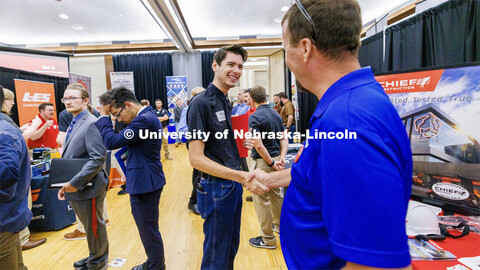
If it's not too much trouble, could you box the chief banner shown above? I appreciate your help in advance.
[69,73,92,104]
[14,79,56,126]
[376,64,480,215]
[110,72,134,91]
[166,76,187,124]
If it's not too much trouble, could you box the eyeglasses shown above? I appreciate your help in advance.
[293,0,317,43]
[61,97,82,103]
[112,107,125,118]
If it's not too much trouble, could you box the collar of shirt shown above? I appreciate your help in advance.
[137,105,147,116]
[72,109,89,124]
[208,83,229,103]
[310,67,377,126]
[257,104,270,110]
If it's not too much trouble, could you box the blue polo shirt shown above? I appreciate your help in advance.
[187,83,241,171]
[281,67,412,269]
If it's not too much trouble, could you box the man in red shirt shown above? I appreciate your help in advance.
[27,103,59,149]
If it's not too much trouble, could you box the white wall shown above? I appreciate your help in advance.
[69,56,107,108]
[269,50,285,101]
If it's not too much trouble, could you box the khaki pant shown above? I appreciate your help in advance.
[76,198,109,233]
[19,187,32,246]
[0,232,27,270]
[252,156,283,245]
[161,127,171,158]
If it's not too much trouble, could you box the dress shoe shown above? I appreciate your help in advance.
[106,219,110,226]
[73,257,88,270]
[117,189,127,195]
[64,229,86,240]
[132,261,148,270]
[246,196,253,202]
[22,238,47,250]
[187,202,200,215]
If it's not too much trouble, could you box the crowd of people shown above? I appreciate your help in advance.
[0,0,414,269]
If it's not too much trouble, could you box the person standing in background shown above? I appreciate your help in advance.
[27,103,59,149]
[154,99,173,160]
[0,86,32,270]
[173,98,183,147]
[57,83,109,270]
[273,94,282,114]
[278,92,295,143]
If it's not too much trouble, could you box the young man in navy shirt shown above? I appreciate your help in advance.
[249,0,413,269]
[187,45,268,269]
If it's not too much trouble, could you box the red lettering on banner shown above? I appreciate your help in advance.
[375,69,444,94]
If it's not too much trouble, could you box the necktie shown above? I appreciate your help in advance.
[65,120,76,143]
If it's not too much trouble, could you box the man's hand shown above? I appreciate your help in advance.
[45,120,54,128]
[247,169,272,188]
[243,128,254,150]
[63,182,78,193]
[272,161,285,171]
[57,187,65,200]
[99,104,111,116]
[243,177,270,195]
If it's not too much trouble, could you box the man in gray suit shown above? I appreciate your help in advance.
[57,83,109,270]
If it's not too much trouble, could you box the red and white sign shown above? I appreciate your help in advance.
[14,79,57,126]
[375,69,444,94]
[0,51,69,78]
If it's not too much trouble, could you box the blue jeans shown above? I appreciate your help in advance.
[288,124,296,143]
[174,122,181,143]
[197,176,243,270]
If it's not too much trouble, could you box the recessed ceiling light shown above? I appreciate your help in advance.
[71,24,84,31]
[281,6,289,12]
[59,14,69,20]
[274,17,282,23]
[119,14,123,17]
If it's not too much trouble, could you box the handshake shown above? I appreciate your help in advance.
[242,168,289,195]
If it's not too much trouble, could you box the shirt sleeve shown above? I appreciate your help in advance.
[285,103,294,116]
[248,115,261,133]
[0,133,20,202]
[58,111,72,132]
[187,99,208,142]
[318,128,411,268]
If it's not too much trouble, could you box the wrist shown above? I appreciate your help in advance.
[267,160,275,167]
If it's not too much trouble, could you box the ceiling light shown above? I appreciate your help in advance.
[274,17,282,23]
[281,6,289,12]
[59,14,69,20]
[71,24,84,31]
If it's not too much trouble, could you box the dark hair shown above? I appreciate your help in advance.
[99,90,114,106]
[250,85,267,104]
[278,92,288,99]
[109,86,139,108]
[155,99,162,103]
[140,99,150,106]
[282,0,362,60]
[243,88,251,94]
[0,85,4,107]
[39,103,54,112]
[213,44,248,65]
[273,94,279,97]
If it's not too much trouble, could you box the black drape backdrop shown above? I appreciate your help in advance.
[384,0,479,71]
[0,66,69,125]
[358,32,384,72]
[113,53,172,108]
[201,51,215,89]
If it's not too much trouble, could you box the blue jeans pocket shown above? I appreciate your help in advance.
[197,178,208,218]
[213,180,235,201]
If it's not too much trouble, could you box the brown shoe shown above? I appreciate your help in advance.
[106,219,110,226]
[22,238,47,250]
[63,229,86,240]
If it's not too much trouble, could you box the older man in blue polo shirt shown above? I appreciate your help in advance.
[249,0,413,269]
